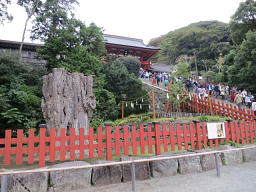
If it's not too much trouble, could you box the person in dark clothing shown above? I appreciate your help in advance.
[214,85,220,98]
[156,74,161,85]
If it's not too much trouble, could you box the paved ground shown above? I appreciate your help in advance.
[73,161,256,192]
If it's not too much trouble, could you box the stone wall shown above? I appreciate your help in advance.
[142,83,168,113]
[0,48,46,67]
[1,145,256,192]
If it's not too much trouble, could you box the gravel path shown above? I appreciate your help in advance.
[73,161,256,192]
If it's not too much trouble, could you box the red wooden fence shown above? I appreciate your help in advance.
[188,94,256,121]
[1,121,256,167]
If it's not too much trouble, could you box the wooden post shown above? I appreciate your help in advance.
[152,89,156,121]
[153,122,161,156]
[193,120,201,150]
[122,101,124,120]
[105,123,112,161]
[208,93,213,116]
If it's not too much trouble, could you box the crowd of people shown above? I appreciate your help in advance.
[183,79,256,115]
[139,69,172,87]
[139,68,256,115]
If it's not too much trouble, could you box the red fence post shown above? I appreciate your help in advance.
[97,127,103,158]
[193,120,201,150]
[176,124,182,151]
[39,127,46,167]
[60,128,66,161]
[189,123,195,149]
[225,121,230,142]
[140,125,145,154]
[88,127,94,159]
[4,130,12,166]
[69,128,76,161]
[196,95,199,113]
[28,129,35,164]
[123,126,129,155]
[105,123,112,161]
[153,122,161,156]
[132,125,137,155]
[79,128,85,160]
[16,129,24,165]
[115,126,121,156]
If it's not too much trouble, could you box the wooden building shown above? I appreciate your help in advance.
[104,34,160,69]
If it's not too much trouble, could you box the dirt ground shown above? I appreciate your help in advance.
[73,161,256,192]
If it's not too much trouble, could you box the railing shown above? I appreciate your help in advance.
[188,94,255,121]
[1,145,256,192]
[1,120,256,167]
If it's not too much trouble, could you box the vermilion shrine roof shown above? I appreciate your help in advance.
[103,34,160,50]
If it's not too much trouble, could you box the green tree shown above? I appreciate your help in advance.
[0,0,12,24]
[117,56,141,76]
[167,81,188,112]
[175,62,190,79]
[230,0,256,45]
[103,59,149,117]
[0,55,47,137]
[203,71,216,82]
[31,0,78,41]
[229,31,256,91]
[216,53,224,72]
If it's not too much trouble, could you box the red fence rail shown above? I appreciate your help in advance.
[188,94,256,121]
[1,121,256,167]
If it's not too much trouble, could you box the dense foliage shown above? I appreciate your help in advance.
[150,21,233,72]
[116,56,141,76]
[0,55,47,137]
[224,0,256,91]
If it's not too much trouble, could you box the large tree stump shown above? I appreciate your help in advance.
[41,68,96,136]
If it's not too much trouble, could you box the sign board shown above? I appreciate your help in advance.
[207,122,226,139]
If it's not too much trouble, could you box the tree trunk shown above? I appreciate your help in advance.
[18,0,40,61]
[19,15,31,61]
[41,68,96,136]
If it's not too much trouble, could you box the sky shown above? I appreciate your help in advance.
[0,0,245,44]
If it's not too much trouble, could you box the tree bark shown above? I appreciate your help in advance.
[41,68,96,136]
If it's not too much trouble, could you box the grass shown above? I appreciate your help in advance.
[105,113,232,127]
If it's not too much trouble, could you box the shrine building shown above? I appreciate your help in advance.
[103,34,160,70]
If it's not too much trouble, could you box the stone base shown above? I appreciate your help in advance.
[195,149,222,171]
[120,157,150,182]
[91,161,122,186]
[178,153,202,174]
[242,145,256,162]
[218,145,243,165]
[49,161,92,192]
[150,154,178,178]
[0,168,48,192]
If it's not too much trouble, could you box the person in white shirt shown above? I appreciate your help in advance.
[251,99,256,116]
[241,89,247,104]
[245,92,254,108]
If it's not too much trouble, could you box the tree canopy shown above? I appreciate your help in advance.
[229,0,256,45]
[149,21,233,73]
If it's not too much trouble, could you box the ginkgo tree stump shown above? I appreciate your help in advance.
[41,68,96,136]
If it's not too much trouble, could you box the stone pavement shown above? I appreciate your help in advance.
[72,161,256,192]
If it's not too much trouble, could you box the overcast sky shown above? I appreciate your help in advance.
[0,0,244,44]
